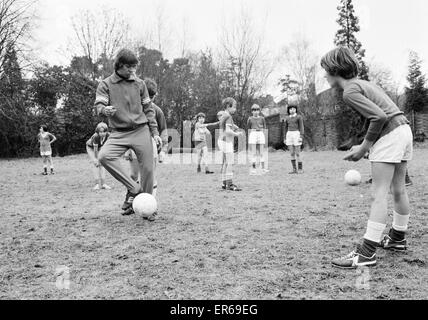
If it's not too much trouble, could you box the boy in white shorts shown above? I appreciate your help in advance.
[284,105,304,174]
[321,47,414,269]
[218,98,244,191]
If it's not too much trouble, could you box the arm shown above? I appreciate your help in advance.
[204,121,220,128]
[141,85,160,138]
[94,80,110,116]
[343,89,388,144]
[298,116,304,137]
[247,118,251,130]
[262,117,267,130]
[284,118,288,136]
[49,133,57,144]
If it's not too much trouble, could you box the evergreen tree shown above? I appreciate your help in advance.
[405,51,428,113]
[334,0,369,80]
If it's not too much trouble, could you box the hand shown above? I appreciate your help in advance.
[103,105,117,116]
[153,135,162,148]
[158,150,165,163]
[343,145,367,162]
[93,159,100,167]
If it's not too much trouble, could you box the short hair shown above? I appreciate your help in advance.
[251,104,260,111]
[40,125,48,131]
[222,97,236,110]
[196,112,206,119]
[144,78,157,98]
[114,49,138,71]
[95,122,108,133]
[320,47,359,80]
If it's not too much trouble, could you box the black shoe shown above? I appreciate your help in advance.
[42,172,48,175]
[205,170,214,174]
[121,190,138,211]
[289,169,298,174]
[197,166,201,173]
[380,234,407,251]
[121,207,135,216]
[405,179,413,187]
[226,184,242,191]
[366,178,373,184]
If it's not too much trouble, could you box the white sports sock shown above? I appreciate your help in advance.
[363,220,386,243]
[392,211,410,232]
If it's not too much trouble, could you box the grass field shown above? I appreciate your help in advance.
[0,146,427,300]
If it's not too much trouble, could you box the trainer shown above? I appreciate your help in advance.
[95,48,161,215]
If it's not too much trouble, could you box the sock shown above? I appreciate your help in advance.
[291,160,297,171]
[227,179,233,186]
[363,220,386,243]
[252,162,256,169]
[298,162,303,170]
[392,211,409,232]
[222,180,227,186]
[44,167,47,172]
[357,238,378,257]
[152,185,157,198]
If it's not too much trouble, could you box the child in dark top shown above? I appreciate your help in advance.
[247,104,268,175]
[284,105,304,174]
[321,47,413,270]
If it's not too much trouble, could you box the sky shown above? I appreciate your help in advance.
[31,0,428,96]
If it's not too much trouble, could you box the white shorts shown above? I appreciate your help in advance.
[40,151,52,156]
[285,131,302,146]
[248,131,266,145]
[369,124,413,163]
[218,139,234,153]
[152,138,158,159]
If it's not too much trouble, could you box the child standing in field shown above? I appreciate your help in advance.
[247,104,268,175]
[124,78,168,204]
[193,112,218,174]
[37,125,57,175]
[284,105,304,174]
[86,122,111,190]
[218,97,244,191]
[321,47,413,269]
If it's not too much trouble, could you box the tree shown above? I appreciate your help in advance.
[405,51,428,113]
[218,5,273,127]
[70,7,131,80]
[0,0,36,75]
[368,62,401,105]
[334,0,370,147]
[334,0,369,80]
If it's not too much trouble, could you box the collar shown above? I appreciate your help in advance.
[289,114,297,118]
[111,72,137,84]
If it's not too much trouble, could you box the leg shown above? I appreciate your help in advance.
[202,146,213,173]
[289,146,297,174]
[250,144,257,173]
[152,158,158,197]
[129,151,140,183]
[295,145,303,173]
[132,126,154,195]
[42,156,48,174]
[48,155,54,173]
[98,132,140,195]
[332,162,395,269]
[197,146,202,172]
[381,161,410,250]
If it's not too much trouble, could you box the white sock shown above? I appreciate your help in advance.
[392,211,410,232]
[363,220,386,243]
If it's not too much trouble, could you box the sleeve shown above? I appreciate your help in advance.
[86,134,95,147]
[262,117,267,129]
[247,117,251,130]
[298,116,304,136]
[284,117,289,134]
[142,89,159,137]
[94,80,110,116]
[343,85,388,142]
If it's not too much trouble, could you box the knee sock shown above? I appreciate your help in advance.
[359,220,386,256]
[391,211,409,241]
[298,162,303,170]
[291,160,297,171]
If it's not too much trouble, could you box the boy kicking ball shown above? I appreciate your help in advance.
[321,47,413,269]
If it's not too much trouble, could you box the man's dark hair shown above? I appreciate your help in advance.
[114,49,138,71]
[144,78,158,98]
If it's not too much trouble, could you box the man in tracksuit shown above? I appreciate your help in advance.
[95,49,161,216]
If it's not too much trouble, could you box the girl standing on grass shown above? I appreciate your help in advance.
[86,122,111,190]
[247,104,268,175]
[37,125,56,175]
